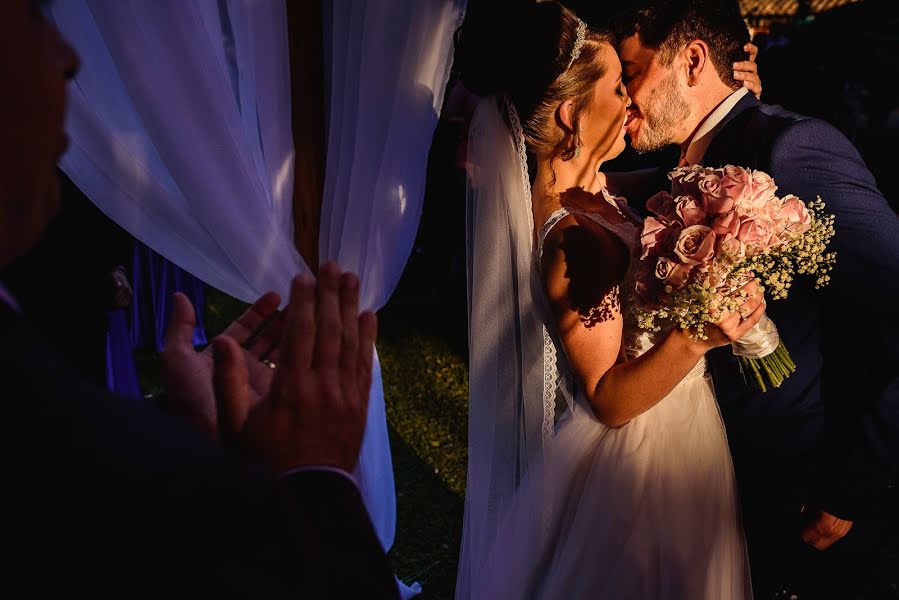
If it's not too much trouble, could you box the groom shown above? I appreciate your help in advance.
[612,0,899,597]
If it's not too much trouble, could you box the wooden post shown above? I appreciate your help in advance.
[286,0,326,271]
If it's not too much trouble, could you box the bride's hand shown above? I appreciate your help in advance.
[696,280,766,351]
[733,42,762,99]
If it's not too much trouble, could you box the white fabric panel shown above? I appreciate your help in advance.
[320,0,465,311]
[50,0,308,304]
[319,4,464,596]
[51,3,465,597]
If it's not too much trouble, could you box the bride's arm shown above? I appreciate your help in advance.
[541,217,763,427]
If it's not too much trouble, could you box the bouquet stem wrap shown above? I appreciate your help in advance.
[731,313,795,391]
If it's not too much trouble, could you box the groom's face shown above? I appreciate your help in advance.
[618,34,691,152]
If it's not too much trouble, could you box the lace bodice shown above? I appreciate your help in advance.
[536,191,708,391]
[536,188,640,261]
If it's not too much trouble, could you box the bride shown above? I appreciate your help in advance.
[455,2,763,598]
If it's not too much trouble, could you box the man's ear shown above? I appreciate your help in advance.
[558,99,576,132]
[683,39,711,86]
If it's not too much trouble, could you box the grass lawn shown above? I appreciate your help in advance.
[138,286,897,600]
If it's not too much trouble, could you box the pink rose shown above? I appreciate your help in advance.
[646,191,677,221]
[640,216,668,259]
[748,170,778,208]
[737,214,777,255]
[705,195,737,214]
[710,210,741,237]
[722,165,751,183]
[654,256,693,287]
[713,177,750,213]
[776,194,813,235]
[674,225,716,265]
[716,232,746,262]
[669,165,707,197]
[674,194,707,226]
[697,173,722,197]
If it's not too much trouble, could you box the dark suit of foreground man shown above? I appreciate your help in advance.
[615,0,899,597]
[0,1,398,597]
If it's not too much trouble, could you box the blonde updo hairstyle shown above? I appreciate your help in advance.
[456,1,614,166]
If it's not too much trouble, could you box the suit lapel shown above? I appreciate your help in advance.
[702,93,762,169]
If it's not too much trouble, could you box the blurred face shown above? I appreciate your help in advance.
[618,34,691,152]
[578,43,631,164]
[0,0,79,269]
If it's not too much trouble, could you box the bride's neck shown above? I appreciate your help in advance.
[532,154,604,203]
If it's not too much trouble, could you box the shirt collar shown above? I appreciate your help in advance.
[682,87,749,166]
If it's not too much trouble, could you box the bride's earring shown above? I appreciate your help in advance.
[573,126,582,159]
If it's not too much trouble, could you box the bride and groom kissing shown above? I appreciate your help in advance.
[456,0,898,598]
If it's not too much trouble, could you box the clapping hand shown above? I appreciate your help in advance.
[212,263,377,473]
[161,290,284,437]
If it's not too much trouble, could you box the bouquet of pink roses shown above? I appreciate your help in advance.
[633,164,836,391]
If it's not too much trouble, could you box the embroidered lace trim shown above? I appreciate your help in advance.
[504,96,557,446]
[537,202,640,261]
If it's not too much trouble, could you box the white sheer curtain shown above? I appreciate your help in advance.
[51,1,464,596]
[320,0,464,310]
[50,0,306,302]
[319,3,465,596]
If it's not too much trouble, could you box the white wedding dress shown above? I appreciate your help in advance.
[458,96,752,600]
[470,199,753,599]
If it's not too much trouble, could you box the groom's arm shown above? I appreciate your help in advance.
[767,117,899,523]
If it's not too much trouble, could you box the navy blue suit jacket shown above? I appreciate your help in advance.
[1,300,400,599]
[700,94,899,520]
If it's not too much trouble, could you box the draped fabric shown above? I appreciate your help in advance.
[49,0,306,304]
[456,97,555,599]
[50,2,465,597]
[105,309,142,399]
[319,4,465,595]
[129,242,208,352]
[320,0,465,311]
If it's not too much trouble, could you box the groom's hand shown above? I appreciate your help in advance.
[801,508,853,550]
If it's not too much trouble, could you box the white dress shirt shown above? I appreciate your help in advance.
[679,87,749,167]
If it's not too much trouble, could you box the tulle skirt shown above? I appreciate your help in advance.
[471,368,752,599]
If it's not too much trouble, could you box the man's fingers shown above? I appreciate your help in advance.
[356,311,378,406]
[732,61,758,75]
[213,336,253,443]
[282,274,317,376]
[338,273,361,377]
[745,42,759,61]
[225,291,281,351]
[163,292,197,350]
[313,263,343,372]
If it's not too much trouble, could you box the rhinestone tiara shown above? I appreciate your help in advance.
[565,18,587,71]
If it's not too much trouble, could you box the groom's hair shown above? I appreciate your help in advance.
[614,0,749,90]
